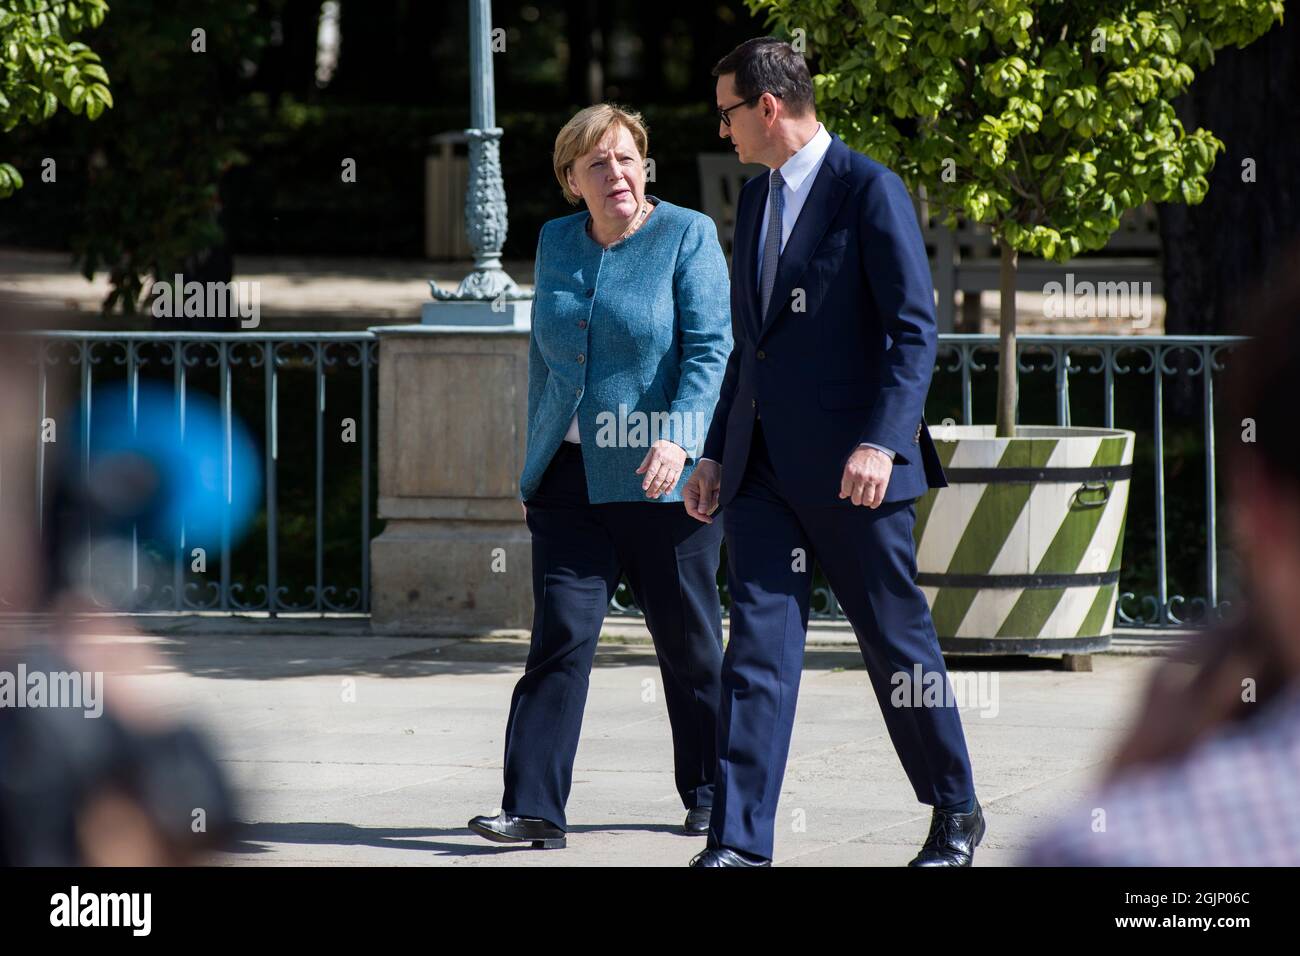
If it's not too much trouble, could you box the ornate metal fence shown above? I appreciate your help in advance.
[15,332,377,614]
[9,331,1243,629]
[612,334,1247,630]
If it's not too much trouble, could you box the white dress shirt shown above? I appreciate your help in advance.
[702,123,894,466]
[755,122,832,284]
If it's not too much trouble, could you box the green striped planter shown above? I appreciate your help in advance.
[913,425,1135,655]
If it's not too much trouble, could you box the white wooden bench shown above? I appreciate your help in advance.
[917,189,1163,331]
[696,153,767,261]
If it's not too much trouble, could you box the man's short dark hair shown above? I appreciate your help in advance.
[712,36,815,118]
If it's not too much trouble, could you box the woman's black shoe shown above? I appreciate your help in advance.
[683,806,712,835]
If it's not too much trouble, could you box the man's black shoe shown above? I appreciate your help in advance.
[907,798,985,866]
[468,811,566,849]
[689,846,770,867]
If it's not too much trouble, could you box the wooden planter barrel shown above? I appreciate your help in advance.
[913,424,1135,655]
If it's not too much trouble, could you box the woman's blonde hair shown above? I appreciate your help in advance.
[552,103,649,206]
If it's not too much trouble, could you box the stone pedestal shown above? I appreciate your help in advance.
[369,322,533,635]
[420,299,531,327]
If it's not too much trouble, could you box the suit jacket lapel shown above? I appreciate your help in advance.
[733,176,765,343]
[759,136,850,339]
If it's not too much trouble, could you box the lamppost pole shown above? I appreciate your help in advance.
[427,0,531,318]
[376,0,538,635]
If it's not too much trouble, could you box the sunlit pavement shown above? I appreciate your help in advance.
[77,623,1176,866]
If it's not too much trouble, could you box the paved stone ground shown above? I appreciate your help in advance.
[53,620,1189,867]
[0,248,534,330]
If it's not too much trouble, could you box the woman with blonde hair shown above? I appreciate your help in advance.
[469,104,733,849]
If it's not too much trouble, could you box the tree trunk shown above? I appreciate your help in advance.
[157,217,235,333]
[996,242,1018,437]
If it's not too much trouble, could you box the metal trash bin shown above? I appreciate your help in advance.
[425,131,473,261]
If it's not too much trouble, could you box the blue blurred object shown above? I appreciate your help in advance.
[69,380,262,551]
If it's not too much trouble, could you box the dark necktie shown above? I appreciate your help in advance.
[758,168,785,321]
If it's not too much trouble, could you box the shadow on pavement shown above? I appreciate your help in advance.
[221,820,689,858]
[19,629,1096,682]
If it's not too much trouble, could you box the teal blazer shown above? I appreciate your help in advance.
[521,196,733,504]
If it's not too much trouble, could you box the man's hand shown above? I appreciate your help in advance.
[684,458,721,523]
[636,439,688,499]
[840,446,893,508]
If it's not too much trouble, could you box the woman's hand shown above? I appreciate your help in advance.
[636,439,687,499]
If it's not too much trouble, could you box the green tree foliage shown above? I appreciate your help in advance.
[0,0,113,197]
[750,0,1284,432]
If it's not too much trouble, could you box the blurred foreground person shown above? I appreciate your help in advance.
[1024,247,1300,866]
[0,300,238,865]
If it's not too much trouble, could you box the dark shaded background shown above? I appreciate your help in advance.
[0,1,766,267]
[2,0,1296,335]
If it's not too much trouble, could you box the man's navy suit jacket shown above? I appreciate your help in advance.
[702,132,949,508]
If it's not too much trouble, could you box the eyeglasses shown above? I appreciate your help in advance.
[718,92,779,127]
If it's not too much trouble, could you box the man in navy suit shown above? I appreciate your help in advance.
[683,37,983,867]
